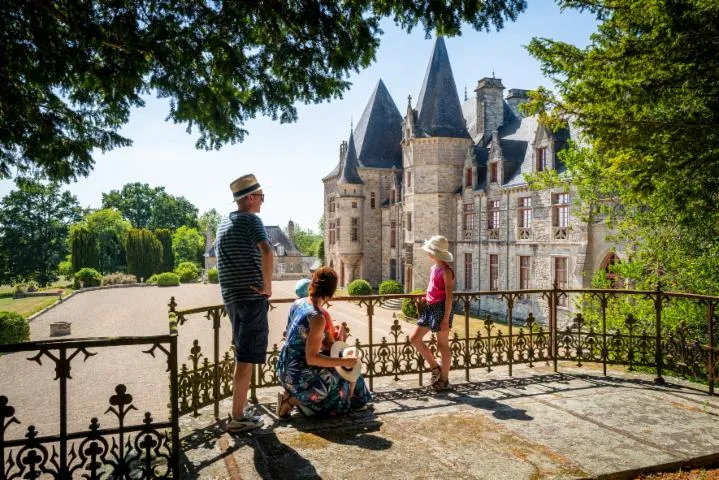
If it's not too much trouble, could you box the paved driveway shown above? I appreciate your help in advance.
[1,281,415,439]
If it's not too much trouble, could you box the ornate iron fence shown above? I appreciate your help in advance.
[0,335,180,480]
[170,286,718,420]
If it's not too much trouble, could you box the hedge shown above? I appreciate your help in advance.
[402,289,426,319]
[347,279,372,296]
[378,280,403,295]
[0,312,30,345]
[155,272,180,287]
[175,262,199,283]
[74,267,102,289]
[207,268,219,284]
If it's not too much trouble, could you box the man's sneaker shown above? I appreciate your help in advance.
[227,415,263,433]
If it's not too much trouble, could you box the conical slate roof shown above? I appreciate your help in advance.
[415,38,470,139]
[338,130,363,185]
[354,80,403,169]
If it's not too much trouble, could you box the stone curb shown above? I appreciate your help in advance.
[26,283,156,322]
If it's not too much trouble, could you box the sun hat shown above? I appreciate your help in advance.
[421,235,453,262]
[295,278,310,298]
[230,174,261,201]
[330,341,362,382]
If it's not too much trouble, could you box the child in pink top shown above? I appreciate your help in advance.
[409,235,455,390]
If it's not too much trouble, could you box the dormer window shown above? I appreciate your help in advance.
[489,163,498,183]
[536,147,548,171]
[465,168,473,187]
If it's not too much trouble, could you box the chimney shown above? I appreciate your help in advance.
[339,140,348,163]
[287,220,295,242]
[506,89,530,119]
[475,77,505,141]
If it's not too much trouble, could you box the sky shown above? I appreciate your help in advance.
[0,1,598,234]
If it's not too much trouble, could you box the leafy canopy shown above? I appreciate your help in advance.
[102,182,198,230]
[524,0,719,296]
[1,0,526,181]
[0,177,82,285]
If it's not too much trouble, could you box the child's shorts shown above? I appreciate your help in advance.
[416,301,453,332]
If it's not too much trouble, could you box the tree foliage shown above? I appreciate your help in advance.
[0,178,82,285]
[102,182,164,228]
[69,208,131,274]
[70,225,98,273]
[197,209,222,237]
[101,182,198,230]
[125,228,163,280]
[524,0,719,296]
[154,228,174,273]
[285,223,322,257]
[1,0,526,181]
[171,226,203,267]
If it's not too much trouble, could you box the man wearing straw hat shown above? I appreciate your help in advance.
[216,174,273,432]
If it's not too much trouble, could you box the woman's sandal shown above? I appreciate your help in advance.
[430,378,450,392]
[276,390,294,419]
[430,366,441,385]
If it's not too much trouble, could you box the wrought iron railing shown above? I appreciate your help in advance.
[170,286,718,420]
[0,334,180,480]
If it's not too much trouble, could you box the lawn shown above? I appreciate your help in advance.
[0,295,64,318]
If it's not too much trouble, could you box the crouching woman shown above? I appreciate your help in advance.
[276,267,372,418]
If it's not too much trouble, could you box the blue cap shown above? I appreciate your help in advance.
[295,278,310,298]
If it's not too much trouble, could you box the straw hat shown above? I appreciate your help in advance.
[230,174,261,200]
[421,235,453,262]
[330,341,362,382]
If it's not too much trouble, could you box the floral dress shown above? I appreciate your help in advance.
[276,300,372,415]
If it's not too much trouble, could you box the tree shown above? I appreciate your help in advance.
[102,183,164,228]
[526,0,719,232]
[125,229,163,280]
[172,226,203,267]
[1,0,527,181]
[150,193,198,230]
[524,0,719,300]
[154,228,174,273]
[284,223,322,257]
[0,178,82,285]
[70,225,99,273]
[69,208,132,274]
[197,209,222,237]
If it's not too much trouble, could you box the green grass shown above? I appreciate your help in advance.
[0,294,67,318]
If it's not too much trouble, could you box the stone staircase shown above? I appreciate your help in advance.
[381,298,403,310]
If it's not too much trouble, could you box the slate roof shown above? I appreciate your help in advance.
[265,226,302,256]
[354,80,403,169]
[338,130,364,185]
[415,38,470,139]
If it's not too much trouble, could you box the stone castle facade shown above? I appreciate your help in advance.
[322,38,617,324]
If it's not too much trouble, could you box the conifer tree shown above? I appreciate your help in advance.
[125,229,163,280]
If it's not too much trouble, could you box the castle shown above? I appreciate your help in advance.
[322,38,616,323]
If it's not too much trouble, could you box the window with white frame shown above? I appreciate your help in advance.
[489,254,499,291]
[554,256,568,306]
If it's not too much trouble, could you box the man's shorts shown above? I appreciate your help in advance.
[226,298,269,364]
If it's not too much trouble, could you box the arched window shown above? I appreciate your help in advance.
[600,252,621,287]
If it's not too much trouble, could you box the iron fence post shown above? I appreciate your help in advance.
[463,295,470,382]
[59,347,68,478]
[367,300,374,392]
[601,294,608,377]
[212,309,221,420]
[169,332,181,479]
[708,301,715,396]
[654,283,665,384]
[552,282,558,372]
[507,295,514,377]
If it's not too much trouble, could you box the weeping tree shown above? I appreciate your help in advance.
[154,228,174,273]
[125,229,162,280]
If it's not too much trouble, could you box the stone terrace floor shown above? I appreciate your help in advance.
[179,364,719,480]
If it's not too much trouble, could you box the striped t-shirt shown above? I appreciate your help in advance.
[215,211,269,304]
